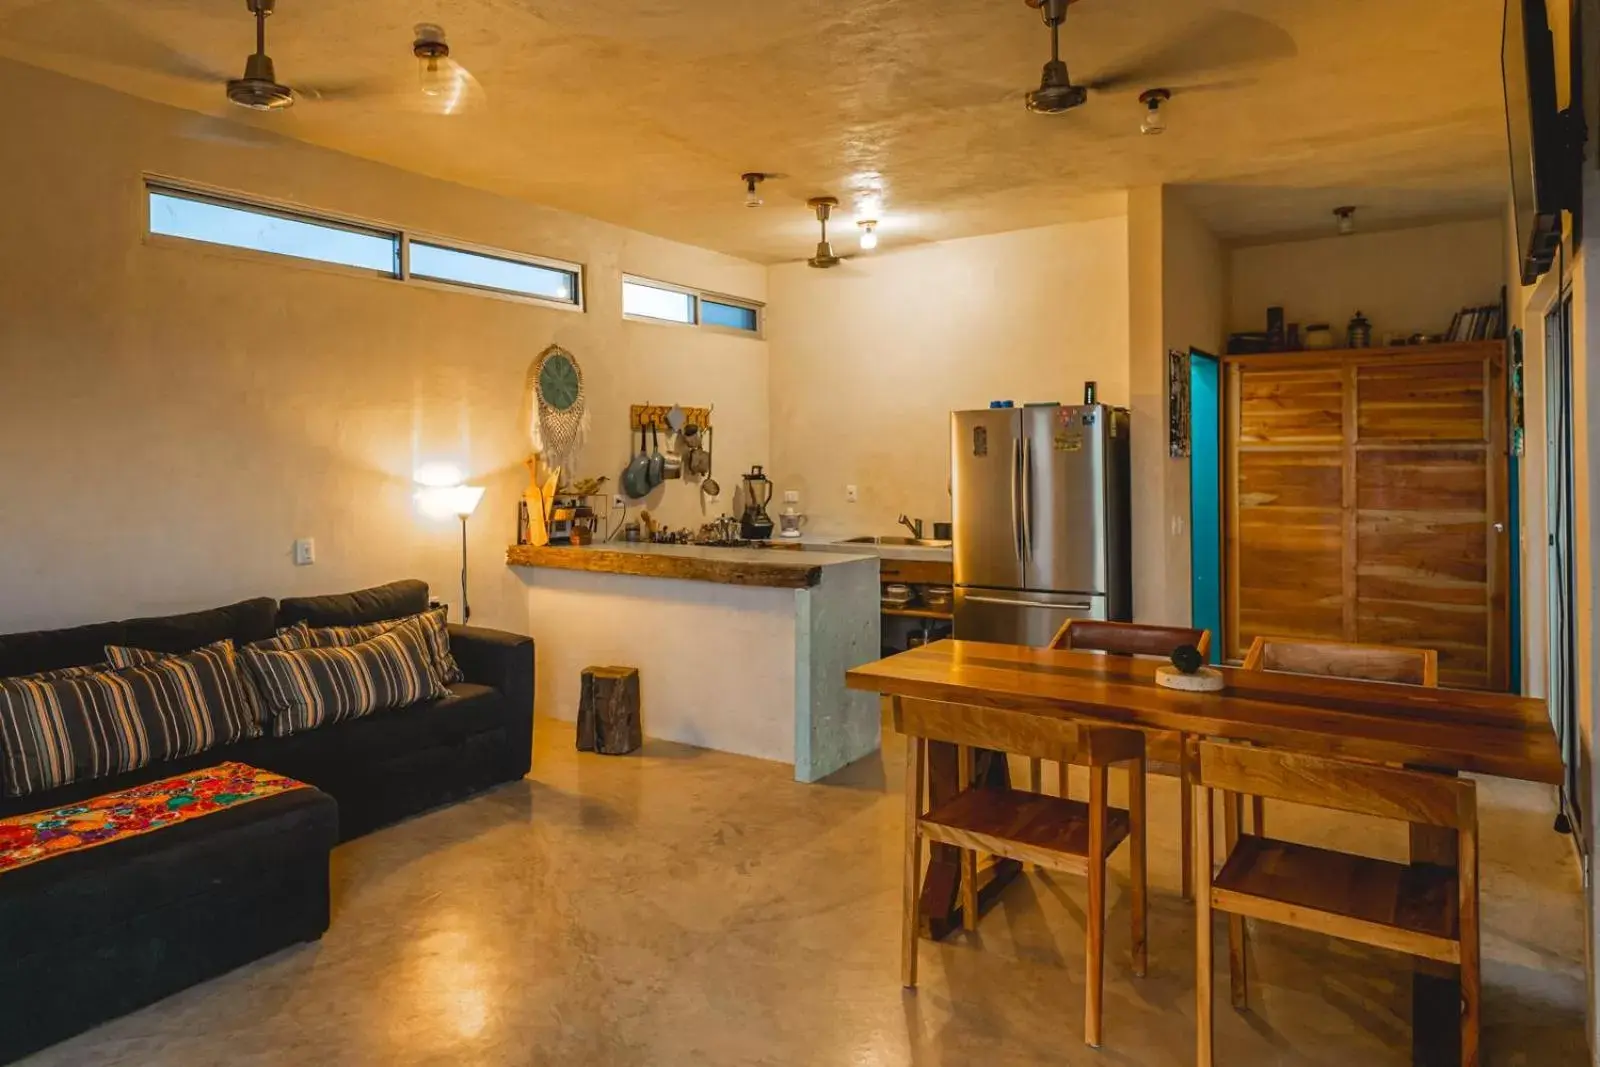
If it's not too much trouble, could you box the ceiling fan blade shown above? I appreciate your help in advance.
[1085,10,1297,92]
[2,0,230,86]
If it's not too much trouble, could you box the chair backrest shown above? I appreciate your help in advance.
[1194,740,1474,830]
[1052,619,1212,658]
[893,697,1143,766]
[1242,635,1438,687]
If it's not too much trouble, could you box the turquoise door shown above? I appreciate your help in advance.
[1189,351,1223,662]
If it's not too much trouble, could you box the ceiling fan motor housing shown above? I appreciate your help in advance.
[228,53,293,110]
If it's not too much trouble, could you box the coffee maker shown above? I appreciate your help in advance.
[739,465,775,540]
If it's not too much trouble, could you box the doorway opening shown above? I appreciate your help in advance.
[1545,289,1583,840]
[1189,350,1223,662]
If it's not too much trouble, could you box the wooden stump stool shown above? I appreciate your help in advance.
[577,666,642,755]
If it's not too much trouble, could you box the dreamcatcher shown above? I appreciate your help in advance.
[525,344,589,472]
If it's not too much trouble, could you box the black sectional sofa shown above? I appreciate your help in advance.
[0,578,536,833]
[0,579,535,1063]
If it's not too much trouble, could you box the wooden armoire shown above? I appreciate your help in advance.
[1224,340,1509,690]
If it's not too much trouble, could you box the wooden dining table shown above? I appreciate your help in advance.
[846,640,1563,1067]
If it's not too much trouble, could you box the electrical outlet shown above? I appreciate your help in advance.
[783,490,799,504]
[846,485,858,503]
[612,494,626,510]
[293,538,316,566]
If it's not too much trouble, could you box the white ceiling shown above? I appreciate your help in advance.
[0,0,1512,262]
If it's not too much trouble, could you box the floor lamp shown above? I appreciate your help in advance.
[438,485,486,623]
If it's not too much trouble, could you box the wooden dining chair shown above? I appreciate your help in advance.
[1193,740,1479,1067]
[1241,634,1439,686]
[1041,619,1211,901]
[896,696,1146,1049]
[1240,635,1439,834]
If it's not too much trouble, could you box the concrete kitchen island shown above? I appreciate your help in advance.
[507,543,882,782]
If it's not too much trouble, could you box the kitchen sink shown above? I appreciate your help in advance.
[837,535,954,548]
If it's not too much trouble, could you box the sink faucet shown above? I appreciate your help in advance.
[897,514,923,539]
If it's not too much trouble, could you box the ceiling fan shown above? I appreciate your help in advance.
[805,197,846,269]
[1019,0,1296,115]
[8,0,484,118]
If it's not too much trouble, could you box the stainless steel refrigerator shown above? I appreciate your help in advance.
[951,404,1132,645]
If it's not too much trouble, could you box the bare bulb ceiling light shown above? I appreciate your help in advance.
[857,220,879,251]
[1335,205,1356,236]
[807,197,842,269]
[1026,0,1088,115]
[742,172,767,208]
[414,23,464,101]
[1139,88,1170,134]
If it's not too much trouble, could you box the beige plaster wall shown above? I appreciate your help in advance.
[1126,187,1226,628]
[764,213,1130,540]
[1229,217,1506,341]
[0,60,768,635]
[1158,188,1228,626]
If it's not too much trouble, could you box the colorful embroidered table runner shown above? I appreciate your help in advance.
[0,761,308,875]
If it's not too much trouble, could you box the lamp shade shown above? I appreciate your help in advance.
[417,483,485,519]
[440,485,485,518]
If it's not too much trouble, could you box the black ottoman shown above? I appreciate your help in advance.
[0,781,338,1064]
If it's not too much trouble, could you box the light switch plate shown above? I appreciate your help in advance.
[293,538,316,566]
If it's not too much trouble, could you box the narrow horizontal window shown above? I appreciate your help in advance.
[148,187,398,275]
[701,298,760,334]
[410,242,579,305]
[623,279,696,324]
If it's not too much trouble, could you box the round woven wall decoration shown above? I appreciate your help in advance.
[526,344,590,471]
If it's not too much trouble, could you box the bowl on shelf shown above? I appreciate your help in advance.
[921,586,953,611]
[882,582,915,609]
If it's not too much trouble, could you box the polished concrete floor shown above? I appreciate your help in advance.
[23,716,1591,1066]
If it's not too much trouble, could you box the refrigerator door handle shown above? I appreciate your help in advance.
[1021,435,1034,561]
[1010,436,1023,562]
[963,595,1095,612]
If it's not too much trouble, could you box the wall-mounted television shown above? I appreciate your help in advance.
[1504,0,1568,285]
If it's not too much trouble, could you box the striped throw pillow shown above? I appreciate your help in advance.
[305,606,462,685]
[240,614,447,738]
[6,664,109,683]
[105,634,286,737]
[0,641,258,798]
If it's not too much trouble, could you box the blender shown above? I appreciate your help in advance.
[739,465,775,540]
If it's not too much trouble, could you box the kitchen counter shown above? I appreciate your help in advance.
[765,535,954,564]
[506,541,874,589]
[508,541,881,783]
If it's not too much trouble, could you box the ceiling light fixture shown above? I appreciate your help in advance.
[1334,205,1356,236]
[413,23,456,98]
[857,220,879,251]
[741,172,768,208]
[807,197,842,269]
[1139,88,1171,135]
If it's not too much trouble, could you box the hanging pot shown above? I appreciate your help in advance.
[623,424,652,499]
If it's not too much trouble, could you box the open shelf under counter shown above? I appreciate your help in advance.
[883,607,953,620]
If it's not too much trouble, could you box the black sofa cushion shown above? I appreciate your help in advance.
[0,784,337,1065]
[0,619,128,679]
[0,597,277,680]
[278,579,430,628]
[122,597,278,655]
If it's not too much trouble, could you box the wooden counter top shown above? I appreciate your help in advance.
[506,542,874,589]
